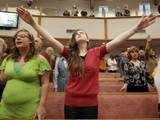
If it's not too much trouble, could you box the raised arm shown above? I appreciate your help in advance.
[106,15,156,52]
[17,7,64,53]
[144,35,152,52]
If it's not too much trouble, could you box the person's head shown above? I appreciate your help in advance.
[139,49,145,58]
[71,30,89,44]
[35,37,43,51]
[116,6,121,11]
[124,4,129,9]
[110,54,115,60]
[150,49,156,56]
[12,29,35,60]
[0,38,7,55]
[45,47,54,56]
[139,46,144,50]
[147,48,156,58]
[121,49,128,58]
[68,30,89,74]
[128,46,139,60]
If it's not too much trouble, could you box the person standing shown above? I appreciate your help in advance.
[0,29,51,120]
[54,55,68,92]
[0,38,7,101]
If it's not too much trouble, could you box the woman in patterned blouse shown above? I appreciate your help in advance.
[121,46,150,92]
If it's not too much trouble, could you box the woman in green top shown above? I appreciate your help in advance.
[0,29,51,120]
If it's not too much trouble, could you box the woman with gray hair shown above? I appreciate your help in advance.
[0,37,7,101]
[0,38,7,61]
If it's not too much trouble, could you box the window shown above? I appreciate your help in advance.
[98,6,108,17]
[139,1,151,15]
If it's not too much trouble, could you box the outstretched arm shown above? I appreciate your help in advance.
[106,15,156,52]
[17,7,64,53]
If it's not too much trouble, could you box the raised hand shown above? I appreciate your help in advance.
[136,14,156,31]
[146,35,152,42]
[120,83,127,92]
[17,6,35,26]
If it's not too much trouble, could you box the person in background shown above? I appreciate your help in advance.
[116,50,129,77]
[153,58,160,117]
[121,46,153,92]
[72,5,79,16]
[35,36,43,54]
[99,56,107,72]
[81,9,88,17]
[0,38,7,62]
[122,4,130,16]
[0,38,7,101]
[35,37,56,68]
[41,47,55,67]
[41,47,56,89]
[63,9,70,17]
[54,55,68,92]
[145,35,158,76]
[17,6,156,119]
[139,46,145,61]
[142,35,157,88]
[0,29,51,120]
[115,6,123,17]
[107,54,118,73]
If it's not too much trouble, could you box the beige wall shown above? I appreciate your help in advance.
[0,16,159,40]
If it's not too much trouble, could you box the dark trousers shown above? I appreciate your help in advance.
[127,85,149,92]
[64,105,98,119]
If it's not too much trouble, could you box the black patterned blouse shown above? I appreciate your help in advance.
[124,60,148,87]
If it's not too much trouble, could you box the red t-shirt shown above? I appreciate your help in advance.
[62,45,108,107]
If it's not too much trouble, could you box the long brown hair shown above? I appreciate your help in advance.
[10,29,36,61]
[68,30,89,75]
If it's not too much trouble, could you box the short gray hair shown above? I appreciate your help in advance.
[0,38,7,52]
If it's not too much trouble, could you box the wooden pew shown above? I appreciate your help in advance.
[99,92,158,119]
[99,72,121,78]
[100,81,123,92]
[45,92,158,119]
[99,81,156,92]
[99,77,123,82]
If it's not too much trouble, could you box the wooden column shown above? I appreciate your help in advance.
[104,18,107,41]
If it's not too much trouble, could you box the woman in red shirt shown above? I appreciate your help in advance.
[17,7,156,119]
